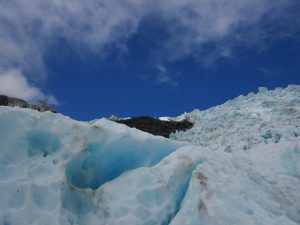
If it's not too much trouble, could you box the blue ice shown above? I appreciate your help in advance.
[66,137,180,189]
[25,130,61,157]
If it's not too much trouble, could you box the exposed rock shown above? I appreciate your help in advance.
[7,97,28,108]
[0,95,8,106]
[31,102,57,113]
[0,95,56,113]
[115,116,193,138]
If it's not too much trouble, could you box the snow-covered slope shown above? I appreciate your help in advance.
[171,85,300,152]
[0,85,300,225]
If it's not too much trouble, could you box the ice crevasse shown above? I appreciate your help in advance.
[0,86,300,225]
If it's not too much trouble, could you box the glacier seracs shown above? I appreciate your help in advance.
[0,85,300,225]
[170,85,300,152]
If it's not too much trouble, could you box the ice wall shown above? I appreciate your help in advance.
[66,138,179,190]
[0,106,182,225]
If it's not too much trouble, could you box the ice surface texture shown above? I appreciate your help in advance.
[0,85,300,225]
[0,107,182,225]
[66,138,179,190]
[170,85,300,152]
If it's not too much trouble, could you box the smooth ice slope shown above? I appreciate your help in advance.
[0,85,300,225]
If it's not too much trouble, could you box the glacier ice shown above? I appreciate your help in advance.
[26,130,61,157]
[66,138,180,190]
[170,85,300,152]
[0,85,300,225]
[0,106,183,225]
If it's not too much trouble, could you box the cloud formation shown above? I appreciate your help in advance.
[0,69,58,104]
[0,0,298,89]
[155,64,178,87]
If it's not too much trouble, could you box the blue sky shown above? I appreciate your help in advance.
[0,0,299,120]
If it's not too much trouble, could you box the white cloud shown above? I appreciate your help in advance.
[155,64,178,87]
[0,0,298,84]
[0,69,58,104]
[157,0,297,62]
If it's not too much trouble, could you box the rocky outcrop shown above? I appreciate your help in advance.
[0,95,8,106]
[30,102,56,113]
[114,116,193,138]
[0,95,56,113]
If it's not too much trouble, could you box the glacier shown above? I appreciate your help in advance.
[170,85,300,152]
[0,85,300,225]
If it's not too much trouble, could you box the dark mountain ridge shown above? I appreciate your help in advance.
[114,116,193,138]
